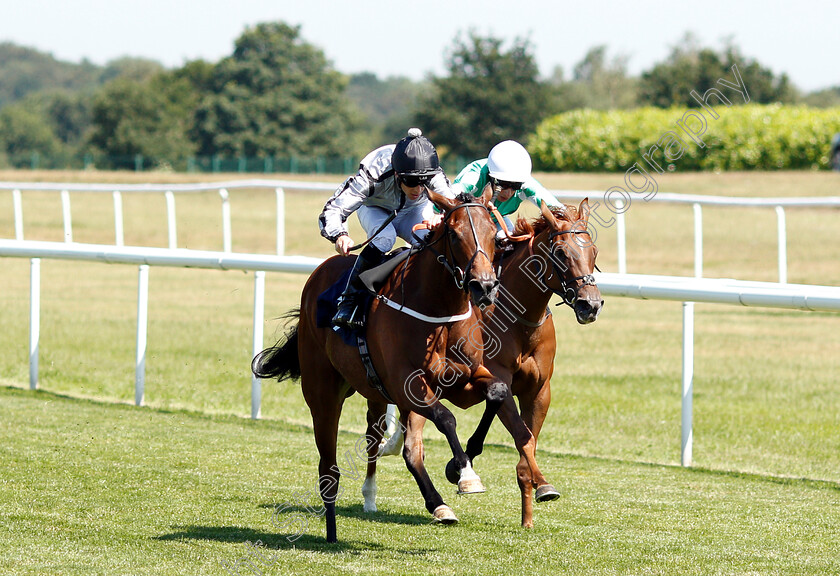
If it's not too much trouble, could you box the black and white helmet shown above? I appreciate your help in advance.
[392,128,440,176]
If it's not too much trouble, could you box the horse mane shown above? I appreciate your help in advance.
[422,192,482,245]
[455,192,476,205]
[513,204,579,236]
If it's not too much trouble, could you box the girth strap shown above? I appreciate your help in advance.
[357,334,395,403]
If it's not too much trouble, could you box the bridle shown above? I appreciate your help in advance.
[545,227,598,308]
[414,202,495,292]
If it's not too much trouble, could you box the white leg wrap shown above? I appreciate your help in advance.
[385,404,398,437]
[362,475,377,513]
[377,427,404,458]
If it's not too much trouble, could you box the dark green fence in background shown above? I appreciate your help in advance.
[4,152,470,176]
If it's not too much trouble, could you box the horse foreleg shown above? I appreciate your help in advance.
[495,392,557,528]
[401,412,458,523]
[362,400,388,513]
[513,379,553,528]
[466,372,514,462]
[443,379,507,485]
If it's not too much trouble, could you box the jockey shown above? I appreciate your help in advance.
[319,128,453,329]
[452,140,563,235]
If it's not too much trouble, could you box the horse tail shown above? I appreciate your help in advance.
[251,309,301,382]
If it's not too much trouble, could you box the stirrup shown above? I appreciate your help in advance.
[332,301,363,329]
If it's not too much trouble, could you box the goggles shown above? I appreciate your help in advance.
[494,179,524,191]
[399,174,433,188]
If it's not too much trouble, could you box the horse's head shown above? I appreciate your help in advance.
[539,199,603,324]
[427,187,500,308]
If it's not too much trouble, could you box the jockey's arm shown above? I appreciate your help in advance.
[318,172,369,243]
[522,178,562,210]
[428,171,456,199]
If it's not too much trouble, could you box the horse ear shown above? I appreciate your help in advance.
[540,199,559,228]
[578,197,591,225]
[427,188,459,213]
[480,182,494,206]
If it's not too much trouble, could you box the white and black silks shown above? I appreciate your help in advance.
[318,144,454,251]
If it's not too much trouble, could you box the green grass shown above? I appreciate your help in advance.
[2,386,839,576]
[1,170,839,574]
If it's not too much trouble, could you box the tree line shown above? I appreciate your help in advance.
[1,23,836,172]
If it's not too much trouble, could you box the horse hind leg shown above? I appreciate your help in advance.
[300,351,348,543]
[361,399,389,513]
[377,404,404,458]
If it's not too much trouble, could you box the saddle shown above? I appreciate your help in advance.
[315,248,412,403]
[315,247,412,345]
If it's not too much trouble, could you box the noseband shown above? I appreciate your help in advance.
[547,228,597,308]
[423,203,494,291]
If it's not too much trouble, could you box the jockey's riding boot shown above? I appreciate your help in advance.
[332,245,384,330]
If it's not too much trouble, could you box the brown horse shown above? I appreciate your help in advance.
[373,198,602,527]
[253,189,554,543]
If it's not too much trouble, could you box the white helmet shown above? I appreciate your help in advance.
[487,140,532,183]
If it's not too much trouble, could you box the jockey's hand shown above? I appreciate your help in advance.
[335,235,353,256]
[427,213,443,228]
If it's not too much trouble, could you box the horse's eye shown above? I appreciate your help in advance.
[552,245,567,260]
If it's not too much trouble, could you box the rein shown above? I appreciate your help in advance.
[374,201,494,324]
[416,202,494,292]
[489,204,532,242]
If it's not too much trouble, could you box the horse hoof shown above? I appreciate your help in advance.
[535,484,560,502]
[432,505,458,524]
[444,458,460,485]
[457,462,486,494]
[458,477,486,494]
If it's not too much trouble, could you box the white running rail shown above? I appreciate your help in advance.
[2,239,839,468]
[4,179,839,281]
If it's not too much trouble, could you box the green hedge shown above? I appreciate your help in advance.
[530,104,840,172]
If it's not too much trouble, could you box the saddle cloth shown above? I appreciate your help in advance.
[315,247,412,345]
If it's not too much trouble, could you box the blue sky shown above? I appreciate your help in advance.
[2,0,838,91]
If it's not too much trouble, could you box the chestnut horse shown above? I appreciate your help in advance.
[253,190,554,543]
[373,198,602,528]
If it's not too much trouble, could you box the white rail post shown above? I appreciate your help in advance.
[220,188,232,253]
[13,189,23,240]
[61,190,72,243]
[681,301,695,467]
[616,199,626,274]
[165,191,177,249]
[251,270,266,419]
[113,191,124,247]
[276,187,285,256]
[693,203,703,278]
[29,258,40,390]
[135,265,150,406]
[776,206,787,284]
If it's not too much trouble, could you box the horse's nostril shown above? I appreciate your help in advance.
[469,278,497,293]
